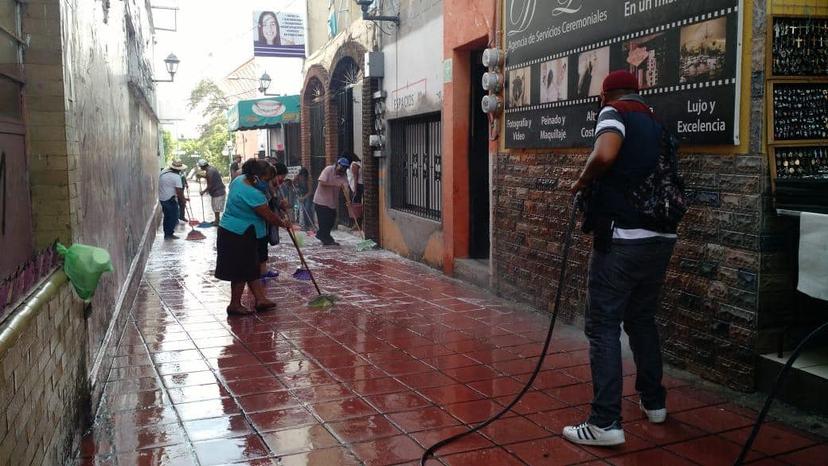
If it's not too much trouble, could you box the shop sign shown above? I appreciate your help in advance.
[504,0,743,148]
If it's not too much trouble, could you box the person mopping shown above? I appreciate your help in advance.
[260,160,289,280]
[196,159,227,226]
[312,157,351,246]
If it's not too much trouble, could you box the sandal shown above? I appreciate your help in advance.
[226,305,255,316]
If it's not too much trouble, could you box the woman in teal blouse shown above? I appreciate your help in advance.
[215,159,287,315]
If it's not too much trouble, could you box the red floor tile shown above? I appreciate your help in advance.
[665,435,764,465]
[351,434,425,465]
[494,390,567,415]
[290,383,354,403]
[249,407,318,433]
[444,399,513,424]
[671,406,756,434]
[365,391,432,413]
[346,377,409,396]
[309,397,377,422]
[111,423,188,452]
[442,365,501,383]
[176,397,241,421]
[419,384,485,405]
[397,372,458,390]
[168,384,231,405]
[775,443,828,466]
[608,447,698,465]
[507,436,598,465]
[478,416,551,445]
[721,424,819,456]
[162,371,219,388]
[388,406,462,433]
[108,405,180,429]
[277,447,362,466]
[192,434,271,466]
[326,414,402,443]
[183,415,254,441]
[575,430,656,459]
[624,419,706,446]
[467,377,526,397]
[545,383,594,407]
[259,424,339,455]
[237,390,301,413]
[224,376,285,396]
[410,426,494,456]
[442,447,525,465]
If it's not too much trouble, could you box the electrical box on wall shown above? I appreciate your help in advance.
[365,52,384,78]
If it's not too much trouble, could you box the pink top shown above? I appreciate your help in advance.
[313,165,349,209]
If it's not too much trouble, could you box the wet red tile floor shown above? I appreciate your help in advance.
[76,224,827,465]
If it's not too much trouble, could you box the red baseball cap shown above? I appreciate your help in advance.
[602,70,639,93]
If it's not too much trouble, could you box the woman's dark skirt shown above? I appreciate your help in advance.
[215,226,259,282]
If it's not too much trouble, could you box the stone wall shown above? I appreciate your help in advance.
[0,275,87,466]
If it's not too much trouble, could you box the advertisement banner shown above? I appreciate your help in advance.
[503,0,743,148]
[253,11,305,58]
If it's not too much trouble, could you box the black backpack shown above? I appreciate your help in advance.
[625,125,688,233]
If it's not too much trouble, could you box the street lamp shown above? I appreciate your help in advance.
[258,72,281,96]
[153,53,180,82]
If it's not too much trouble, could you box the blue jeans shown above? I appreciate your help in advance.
[160,198,179,237]
[585,239,675,427]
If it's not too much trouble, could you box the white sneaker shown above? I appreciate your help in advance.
[562,421,625,446]
[639,400,667,423]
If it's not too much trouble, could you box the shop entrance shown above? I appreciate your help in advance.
[468,50,490,259]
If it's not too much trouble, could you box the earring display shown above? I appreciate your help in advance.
[772,84,828,141]
[774,147,828,180]
[772,16,828,77]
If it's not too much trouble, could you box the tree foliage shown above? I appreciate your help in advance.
[187,79,233,176]
[161,129,175,164]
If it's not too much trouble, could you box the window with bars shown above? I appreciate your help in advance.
[389,113,442,221]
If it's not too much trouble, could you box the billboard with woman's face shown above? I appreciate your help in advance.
[253,11,305,58]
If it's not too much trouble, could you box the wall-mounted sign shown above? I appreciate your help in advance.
[503,0,743,148]
[253,11,305,58]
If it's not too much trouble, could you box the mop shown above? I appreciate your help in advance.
[196,178,214,228]
[285,227,335,307]
[184,202,206,240]
[342,186,376,251]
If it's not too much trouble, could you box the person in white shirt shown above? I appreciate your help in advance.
[159,160,187,239]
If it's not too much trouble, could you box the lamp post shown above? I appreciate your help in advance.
[257,72,282,96]
[152,53,180,83]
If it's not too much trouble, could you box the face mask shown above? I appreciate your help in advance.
[254,177,269,192]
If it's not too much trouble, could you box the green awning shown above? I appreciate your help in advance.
[227,95,300,131]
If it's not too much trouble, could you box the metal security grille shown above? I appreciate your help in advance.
[309,100,325,182]
[390,113,442,221]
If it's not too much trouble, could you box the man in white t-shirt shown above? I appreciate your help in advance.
[312,157,351,246]
[159,159,187,239]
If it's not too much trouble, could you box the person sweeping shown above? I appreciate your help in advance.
[215,159,288,316]
[196,159,227,226]
[312,157,351,246]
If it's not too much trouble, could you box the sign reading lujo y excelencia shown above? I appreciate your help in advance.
[503,0,743,148]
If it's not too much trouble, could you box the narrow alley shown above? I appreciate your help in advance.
[72,221,826,465]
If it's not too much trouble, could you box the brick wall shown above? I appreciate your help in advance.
[0,275,87,466]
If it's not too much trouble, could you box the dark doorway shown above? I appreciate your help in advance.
[468,51,490,259]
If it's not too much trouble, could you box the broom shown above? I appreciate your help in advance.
[185,197,200,226]
[184,203,206,241]
[196,178,214,228]
[342,186,376,251]
[285,226,335,307]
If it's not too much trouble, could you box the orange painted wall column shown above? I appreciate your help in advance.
[442,0,497,274]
